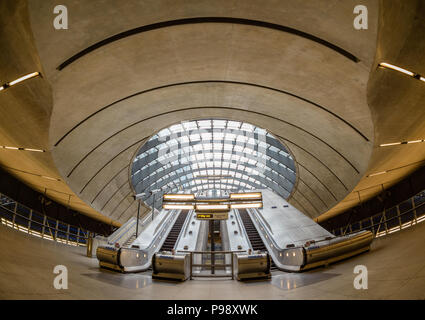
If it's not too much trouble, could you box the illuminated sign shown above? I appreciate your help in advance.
[196,212,229,220]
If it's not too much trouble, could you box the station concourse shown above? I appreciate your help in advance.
[0,0,425,300]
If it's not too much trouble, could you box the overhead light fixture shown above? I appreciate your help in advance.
[24,148,43,152]
[1,146,45,152]
[0,72,41,93]
[378,62,425,84]
[230,202,263,209]
[41,175,61,181]
[195,204,229,212]
[162,204,194,210]
[8,72,40,86]
[379,142,401,147]
[379,62,414,76]
[163,194,195,201]
[229,192,262,200]
[367,171,387,177]
[380,140,424,147]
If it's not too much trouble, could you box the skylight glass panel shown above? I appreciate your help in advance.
[183,121,197,130]
[132,119,295,199]
[197,120,211,129]
[241,123,254,131]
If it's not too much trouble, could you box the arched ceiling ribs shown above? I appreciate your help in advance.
[275,134,349,191]
[79,138,147,194]
[132,143,296,183]
[108,190,133,218]
[54,80,369,148]
[133,166,293,200]
[116,199,136,221]
[57,17,360,71]
[133,157,294,191]
[136,127,294,157]
[63,105,360,182]
[296,162,338,201]
[100,179,129,211]
[90,164,129,204]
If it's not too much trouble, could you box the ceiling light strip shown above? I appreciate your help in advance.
[378,62,425,82]
[367,171,387,178]
[163,194,195,201]
[0,72,41,92]
[0,146,45,152]
[379,140,424,147]
[163,204,194,210]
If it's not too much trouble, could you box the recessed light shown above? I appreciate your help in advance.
[367,171,387,177]
[41,175,60,181]
[379,142,401,147]
[1,146,45,152]
[380,140,424,147]
[0,72,41,93]
[8,72,40,86]
[379,62,414,76]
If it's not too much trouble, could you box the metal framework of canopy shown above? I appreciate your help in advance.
[131,119,296,209]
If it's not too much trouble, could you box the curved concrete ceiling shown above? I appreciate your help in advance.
[2,0,424,227]
[26,1,376,224]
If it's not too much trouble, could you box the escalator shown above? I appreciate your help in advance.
[238,209,277,271]
[122,233,137,248]
[97,209,183,272]
[160,210,189,251]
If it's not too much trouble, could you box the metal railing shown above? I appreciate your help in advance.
[0,191,97,246]
[331,190,425,238]
[183,250,246,280]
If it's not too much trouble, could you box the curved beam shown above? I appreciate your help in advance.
[136,127,292,157]
[79,138,147,194]
[54,80,369,149]
[275,134,349,191]
[90,165,129,204]
[133,140,296,179]
[57,17,360,71]
[132,152,295,190]
[63,105,360,184]
[134,166,292,199]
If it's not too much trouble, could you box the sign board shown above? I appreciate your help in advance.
[196,212,229,220]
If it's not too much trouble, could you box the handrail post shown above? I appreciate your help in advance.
[67,224,70,244]
[136,200,140,238]
[231,253,234,280]
[12,202,17,226]
[412,197,417,224]
[42,215,46,238]
[28,210,33,233]
[190,252,193,280]
[86,232,93,257]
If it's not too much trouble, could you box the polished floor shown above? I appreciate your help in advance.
[1,221,425,299]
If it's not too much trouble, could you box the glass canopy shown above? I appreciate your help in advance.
[131,119,296,210]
